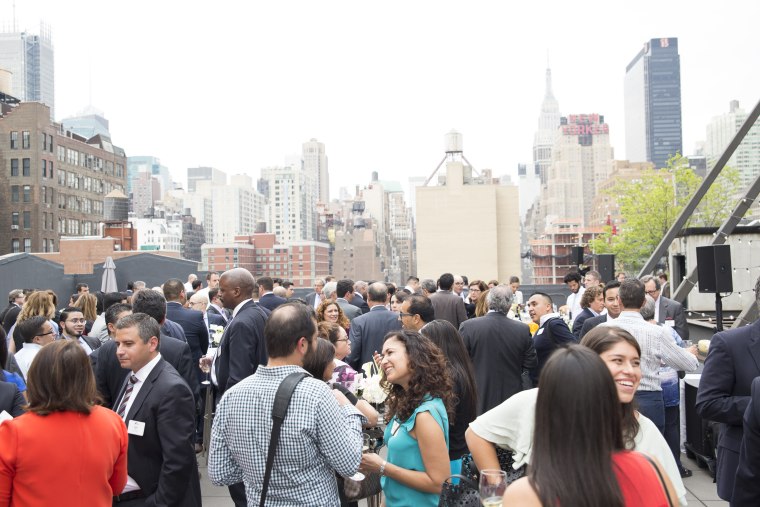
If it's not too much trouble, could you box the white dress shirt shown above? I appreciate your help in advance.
[14,343,42,379]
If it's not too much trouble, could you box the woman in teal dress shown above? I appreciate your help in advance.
[359,330,455,506]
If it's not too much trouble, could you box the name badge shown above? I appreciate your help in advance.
[128,420,146,436]
[536,328,545,335]
[665,320,675,327]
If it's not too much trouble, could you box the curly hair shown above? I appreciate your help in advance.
[380,330,455,424]
[580,285,603,309]
[316,300,350,330]
[17,290,56,322]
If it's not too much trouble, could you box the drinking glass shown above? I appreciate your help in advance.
[479,469,507,507]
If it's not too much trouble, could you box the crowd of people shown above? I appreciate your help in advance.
[0,268,758,506]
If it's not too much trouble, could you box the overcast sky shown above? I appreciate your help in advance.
[6,0,760,199]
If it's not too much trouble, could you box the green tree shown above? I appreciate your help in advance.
[589,154,742,272]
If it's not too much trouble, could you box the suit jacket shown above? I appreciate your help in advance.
[166,302,210,363]
[161,318,187,342]
[346,306,402,370]
[0,380,25,417]
[657,296,688,341]
[733,376,760,506]
[572,308,595,340]
[92,334,200,411]
[531,317,577,385]
[258,292,287,312]
[429,290,468,329]
[206,312,226,329]
[305,292,322,309]
[696,319,760,501]
[207,304,230,323]
[116,359,201,507]
[578,314,608,340]
[1,305,20,334]
[459,312,537,415]
[336,298,362,322]
[213,300,268,396]
[81,334,102,352]
[350,293,370,314]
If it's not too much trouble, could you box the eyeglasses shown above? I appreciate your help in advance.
[35,330,55,337]
[469,288,481,293]
[398,312,414,318]
[66,318,86,323]
[645,289,659,296]
[335,338,349,343]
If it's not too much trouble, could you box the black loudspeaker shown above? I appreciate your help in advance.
[597,254,615,283]
[696,245,733,293]
[571,246,584,266]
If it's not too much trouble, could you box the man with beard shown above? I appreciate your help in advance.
[59,307,101,355]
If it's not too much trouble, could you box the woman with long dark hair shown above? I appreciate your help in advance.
[420,319,477,472]
[359,330,454,506]
[502,344,676,506]
[466,326,688,505]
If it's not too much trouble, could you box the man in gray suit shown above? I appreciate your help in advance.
[641,275,688,340]
[336,279,362,322]
[304,279,325,309]
[346,282,402,370]
[428,273,467,329]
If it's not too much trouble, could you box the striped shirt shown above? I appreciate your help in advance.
[208,365,364,506]
[601,311,698,392]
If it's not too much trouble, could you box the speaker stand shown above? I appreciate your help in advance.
[715,293,724,332]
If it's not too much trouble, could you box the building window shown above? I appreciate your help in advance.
[22,158,30,177]
[11,159,18,176]
[57,145,65,162]
[42,133,47,151]
[23,211,31,229]
[11,239,19,253]
[58,169,65,186]
[42,238,47,253]
[49,135,53,153]
[42,159,47,177]
[23,185,31,202]
[23,239,31,253]
[22,131,30,149]
[41,186,47,204]
[49,161,53,178]
[10,132,18,149]
[11,186,19,202]
[11,212,19,227]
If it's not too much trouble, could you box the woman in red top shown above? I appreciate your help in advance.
[0,340,128,507]
[503,344,677,507]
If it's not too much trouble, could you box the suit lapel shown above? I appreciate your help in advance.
[126,360,165,421]
[748,320,760,374]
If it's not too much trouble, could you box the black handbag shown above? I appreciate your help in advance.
[438,474,480,507]
[460,446,526,484]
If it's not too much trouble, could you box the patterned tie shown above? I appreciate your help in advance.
[117,375,138,419]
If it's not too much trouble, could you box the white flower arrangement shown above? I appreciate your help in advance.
[209,324,224,347]
[359,361,388,404]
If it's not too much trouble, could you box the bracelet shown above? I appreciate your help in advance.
[379,460,387,476]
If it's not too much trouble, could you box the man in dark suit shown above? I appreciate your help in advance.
[352,281,370,314]
[1,289,24,334]
[206,267,268,506]
[733,375,760,505]
[578,281,621,339]
[429,273,467,329]
[336,279,362,322]
[696,277,760,501]
[206,288,231,323]
[0,377,25,417]
[92,293,199,410]
[642,275,688,340]
[527,292,577,385]
[256,276,287,312]
[112,313,201,507]
[163,278,209,376]
[305,278,325,310]
[346,282,402,370]
[571,286,604,340]
[459,285,537,415]
[59,307,101,354]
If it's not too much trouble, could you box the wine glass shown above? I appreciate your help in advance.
[479,469,507,507]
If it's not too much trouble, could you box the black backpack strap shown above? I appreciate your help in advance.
[260,371,308,507]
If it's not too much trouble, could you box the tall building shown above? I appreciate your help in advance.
[0,102,127,255]
[191,174,267,244]
[705,100,760,187]
[303,139,329,203]
[624,38,682,170]
[261,164,317,243]
[416,131,521,282]
[0,27,55,119]
[187,166,226,192]
[533,66,561,185]
[61,107,111,139]
[544,114,614,227]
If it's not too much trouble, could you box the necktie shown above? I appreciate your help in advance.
[117,375,138,419]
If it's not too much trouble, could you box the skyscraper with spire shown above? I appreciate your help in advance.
[532,66,561,185]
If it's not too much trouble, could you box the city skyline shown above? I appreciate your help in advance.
[4,0,759,200]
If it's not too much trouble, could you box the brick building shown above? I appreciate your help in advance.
[0,101,127,255]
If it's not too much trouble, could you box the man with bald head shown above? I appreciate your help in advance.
[345,281,402,370]
[527,292,577,386]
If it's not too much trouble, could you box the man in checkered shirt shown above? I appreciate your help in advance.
[209,302,364,506]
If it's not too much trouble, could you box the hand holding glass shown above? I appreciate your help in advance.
[479,469,507,507]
